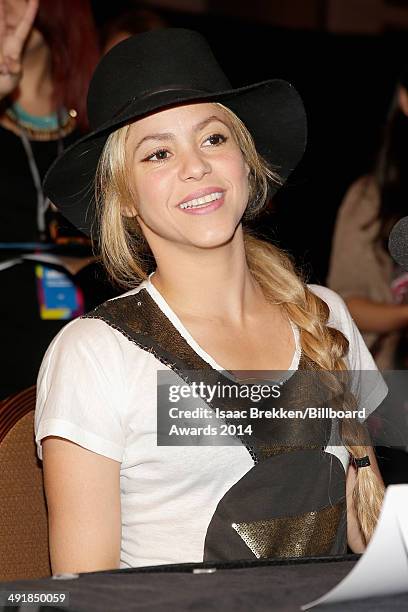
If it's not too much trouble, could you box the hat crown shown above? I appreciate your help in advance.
[87,28,232,130]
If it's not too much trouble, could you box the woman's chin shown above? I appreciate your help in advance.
[187,228,239,250]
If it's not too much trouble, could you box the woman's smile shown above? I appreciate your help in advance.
[178,186,225,213]
[124,102,249,249]
[178,192,225,214]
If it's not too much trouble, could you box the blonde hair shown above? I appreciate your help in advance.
[95,102,384,545]
[95,125,150,287]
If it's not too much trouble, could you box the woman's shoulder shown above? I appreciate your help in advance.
[35,288,150,464]
[307,284,379,369]
[307,284,350,330]
[307,283,365,355]
[43,315,119,354]
[39,283,149,372]
[339,174,380,220]
[307,284,388,413]
[344,174,378,199]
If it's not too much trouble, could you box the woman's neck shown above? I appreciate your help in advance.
[13,42,54,116]
[150,228,267,326]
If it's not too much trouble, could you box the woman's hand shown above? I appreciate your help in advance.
[42,436,121,574]
[0,0,39,100]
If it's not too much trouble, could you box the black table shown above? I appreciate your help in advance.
[1,555,407,611]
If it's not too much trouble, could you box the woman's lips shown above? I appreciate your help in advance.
[178,187,225,207]
[178,193,225,215]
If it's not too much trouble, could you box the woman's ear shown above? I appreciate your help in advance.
[398,86,408,117]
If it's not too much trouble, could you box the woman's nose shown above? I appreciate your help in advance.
[178,147,211,181]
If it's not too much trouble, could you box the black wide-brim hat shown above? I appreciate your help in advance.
[43,28,307,237]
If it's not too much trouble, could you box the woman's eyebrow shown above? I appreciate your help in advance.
[134,132,175,154]
[194,115,228,132]
[133,115,228,154]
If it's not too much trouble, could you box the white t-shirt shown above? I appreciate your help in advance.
[35,278,387,568]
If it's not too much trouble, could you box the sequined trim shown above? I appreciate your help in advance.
[232,500,345,558]
[83,291,326,463]
[84,291,269,461]
[83,289,218,370]
[257,442,323,459]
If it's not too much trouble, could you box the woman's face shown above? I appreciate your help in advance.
[124,102,250,251]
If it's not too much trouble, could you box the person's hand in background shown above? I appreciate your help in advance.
[0,0,38,99]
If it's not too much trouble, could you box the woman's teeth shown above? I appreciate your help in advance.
[179,192,223,209]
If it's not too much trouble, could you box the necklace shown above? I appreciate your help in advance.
[2,102,77,141]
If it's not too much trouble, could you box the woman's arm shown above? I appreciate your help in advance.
[327,177,402,336]
[346,446,384,553]
[345,296,408,334]
[42,436,121,574]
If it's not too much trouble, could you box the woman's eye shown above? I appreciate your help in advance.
[144,149,170,162]
[203,133,228,147]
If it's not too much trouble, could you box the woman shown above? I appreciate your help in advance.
[35,29,387,574]
[0,0,117,398]
[328,69,408,371]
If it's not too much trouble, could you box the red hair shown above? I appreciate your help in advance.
[35,0,100,132]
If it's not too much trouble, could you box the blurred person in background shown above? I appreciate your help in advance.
[328,69,408,484]
[328,68,408,372]
[0,0,115,399]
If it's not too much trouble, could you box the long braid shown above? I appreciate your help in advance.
[244,231,385,544]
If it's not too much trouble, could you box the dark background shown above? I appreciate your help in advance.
[91,1,408,285]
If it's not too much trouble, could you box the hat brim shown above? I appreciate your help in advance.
[43,79,306,237]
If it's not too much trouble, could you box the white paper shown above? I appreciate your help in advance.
[301,484,408,609]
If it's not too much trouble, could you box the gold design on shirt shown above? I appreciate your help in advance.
[232,500,345,558]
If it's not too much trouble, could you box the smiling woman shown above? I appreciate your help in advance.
[98,104,251,272]
[96,101,279,288]
[126,104,249,245]
[34,29,387,574]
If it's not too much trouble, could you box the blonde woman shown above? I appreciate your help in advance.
[35,29,387,574]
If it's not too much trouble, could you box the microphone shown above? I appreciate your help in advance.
[388,216,408,268]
